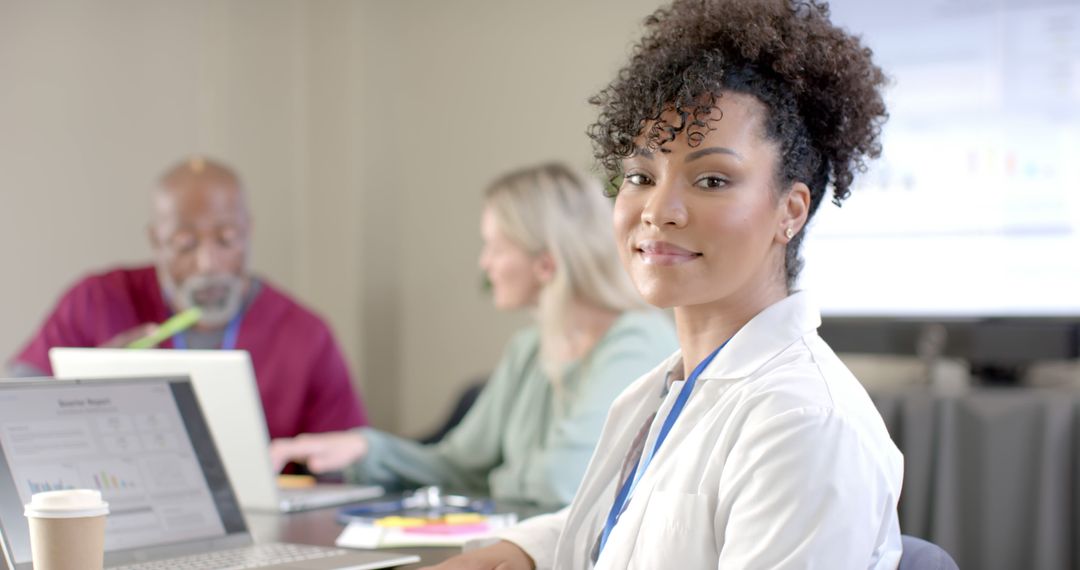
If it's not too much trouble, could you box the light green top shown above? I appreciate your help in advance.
[346,310,678,507]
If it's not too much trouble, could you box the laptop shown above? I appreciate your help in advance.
[49,348,384,512]
[0,376,419,570]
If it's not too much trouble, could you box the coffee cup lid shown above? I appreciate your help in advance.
[24,489,109,519]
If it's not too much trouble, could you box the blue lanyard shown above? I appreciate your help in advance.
[172,312,243,350]
[597,340,728,556]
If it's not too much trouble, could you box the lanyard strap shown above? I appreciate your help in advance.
[597,340,728,556]
[172,312,243,350]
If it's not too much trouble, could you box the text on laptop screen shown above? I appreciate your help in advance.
[0,379,243,563]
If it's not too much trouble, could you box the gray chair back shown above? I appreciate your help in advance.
[899,535,959,570]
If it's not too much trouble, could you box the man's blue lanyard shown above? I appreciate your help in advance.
[597,340,729,556]
[172,312,243,350]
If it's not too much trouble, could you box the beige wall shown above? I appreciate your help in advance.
[0,0,663,436]
[0,0,312,363]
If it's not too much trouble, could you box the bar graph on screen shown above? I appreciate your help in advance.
[20,464,81,496]
[26,478,75,494]
[93,470,138,491]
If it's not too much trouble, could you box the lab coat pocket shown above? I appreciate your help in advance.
[628,490,717,570]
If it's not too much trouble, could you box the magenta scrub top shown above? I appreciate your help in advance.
[12,265,368,439]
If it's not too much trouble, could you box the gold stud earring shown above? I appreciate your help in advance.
[785,227,795,239]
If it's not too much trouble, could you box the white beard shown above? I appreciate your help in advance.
[160,272,247,327]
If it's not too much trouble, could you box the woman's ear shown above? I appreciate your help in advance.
[533,251,557,284]
[778,182,811,243]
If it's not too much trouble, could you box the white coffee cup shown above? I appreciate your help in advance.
[24,489,110,570]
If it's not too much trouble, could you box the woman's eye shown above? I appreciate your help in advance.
[696,176,728,189]
[624,173,653,186]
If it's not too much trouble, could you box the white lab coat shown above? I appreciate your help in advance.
[498,292,903,569]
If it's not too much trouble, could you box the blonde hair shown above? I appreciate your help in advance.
[485,162,647,393]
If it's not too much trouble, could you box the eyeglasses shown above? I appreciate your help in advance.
[160,226,247,256]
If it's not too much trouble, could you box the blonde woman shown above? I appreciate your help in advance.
[270,162,677,506]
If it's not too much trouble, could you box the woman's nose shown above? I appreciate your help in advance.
[641,179,688,228]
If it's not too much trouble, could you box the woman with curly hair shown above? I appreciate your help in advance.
[425,0,902,568]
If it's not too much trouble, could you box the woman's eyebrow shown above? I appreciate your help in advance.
[685,146,743,162]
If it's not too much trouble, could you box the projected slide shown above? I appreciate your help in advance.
[799,1,1080,316]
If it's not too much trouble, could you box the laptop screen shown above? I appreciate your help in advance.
[0,377,246,565]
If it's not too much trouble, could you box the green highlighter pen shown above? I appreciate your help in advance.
[126,307,204,349]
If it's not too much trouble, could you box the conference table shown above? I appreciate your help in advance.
[245,499,552,569]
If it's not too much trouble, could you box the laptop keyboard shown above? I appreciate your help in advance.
[110,543,349,569]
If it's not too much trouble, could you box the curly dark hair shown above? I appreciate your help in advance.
[587,0,888,288]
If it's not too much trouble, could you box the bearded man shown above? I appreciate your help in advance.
[8,157,368,439]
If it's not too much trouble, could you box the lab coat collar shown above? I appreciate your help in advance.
[675,291,822,383]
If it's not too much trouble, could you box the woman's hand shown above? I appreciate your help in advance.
[419,541,535,570]
[268,431,368,473]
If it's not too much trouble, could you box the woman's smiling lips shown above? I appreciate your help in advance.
[636,240,702,265]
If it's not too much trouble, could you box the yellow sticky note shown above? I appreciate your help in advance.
[443,513,486,524]
[375,516,428,528]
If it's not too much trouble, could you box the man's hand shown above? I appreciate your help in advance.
[100,323,159,348]
[419,541,535,570]
[268,431,368,473]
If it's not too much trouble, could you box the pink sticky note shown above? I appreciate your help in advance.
[402,522,491,535]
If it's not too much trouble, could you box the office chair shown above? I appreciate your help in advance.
[899,535,958,570]
[417,377,487,444]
